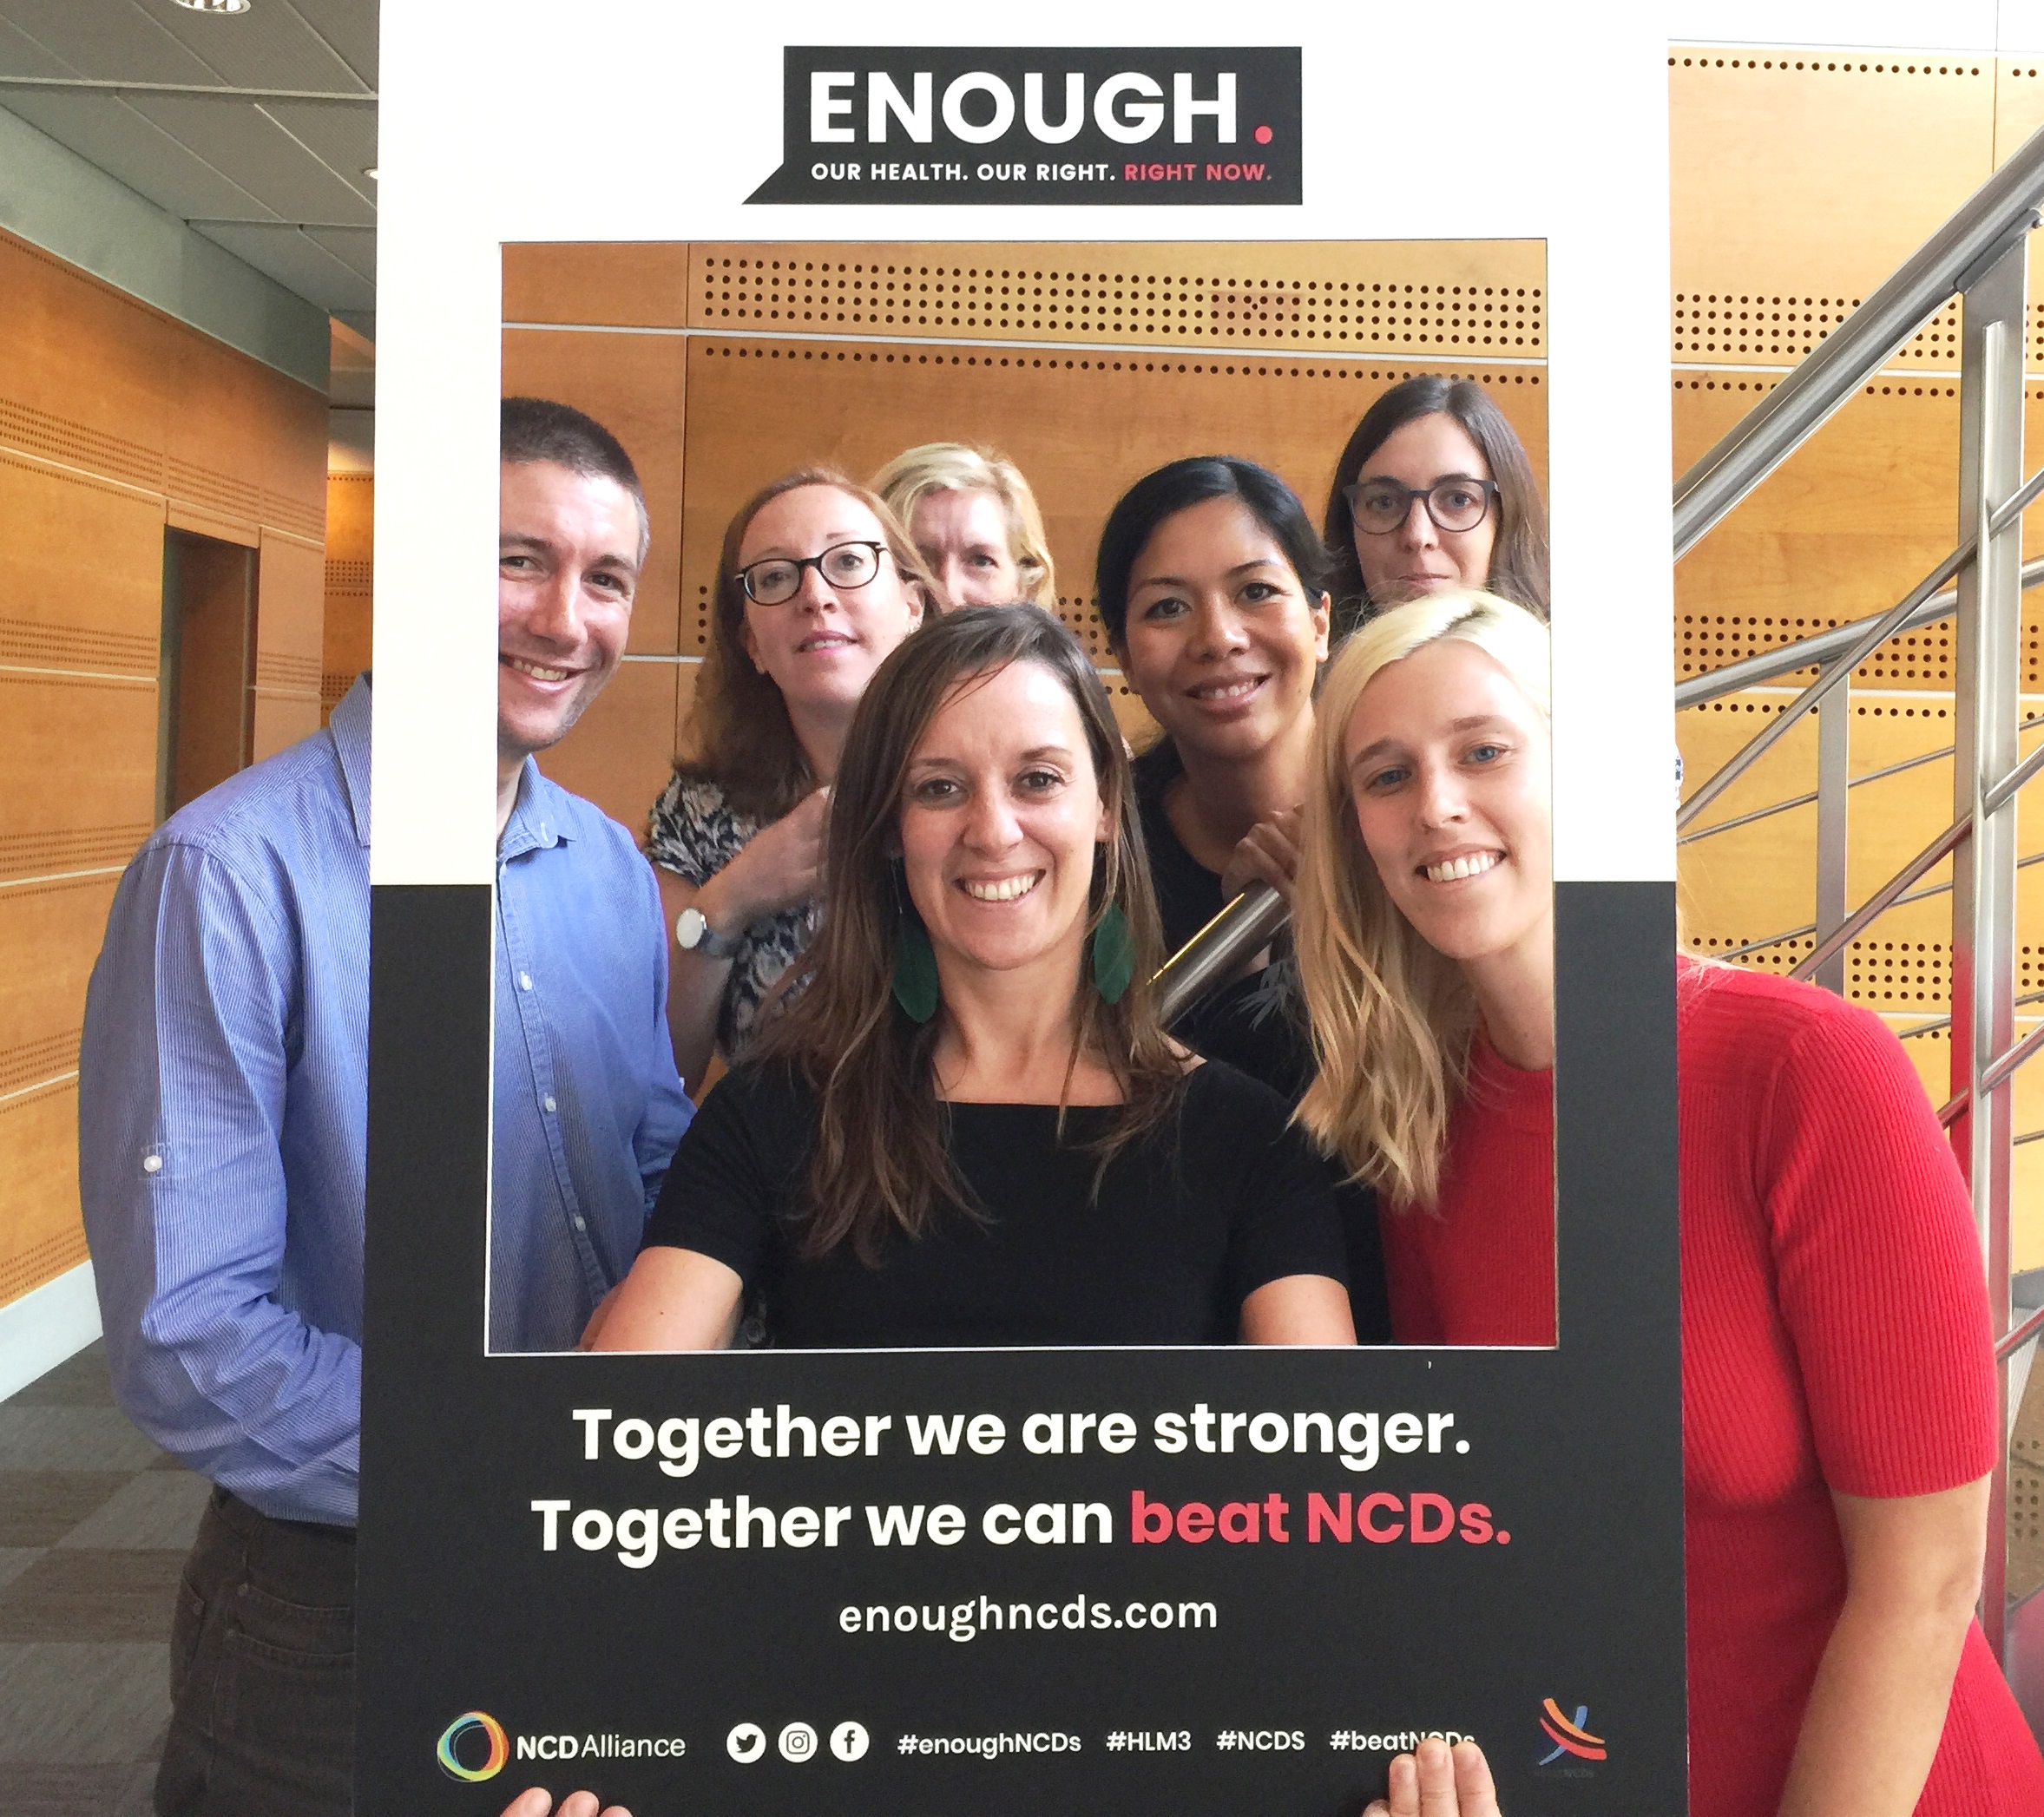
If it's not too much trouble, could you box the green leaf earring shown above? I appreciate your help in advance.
[893,912,940,1023]
[1091,902,1134,1006]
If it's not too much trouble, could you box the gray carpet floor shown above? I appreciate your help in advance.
[0,1341,203,1817]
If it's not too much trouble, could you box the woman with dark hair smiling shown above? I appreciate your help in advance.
[1320,376,1548,631]
[595,606,1354,1351]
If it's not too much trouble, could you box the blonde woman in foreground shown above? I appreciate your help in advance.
[1293,589,2044,1817]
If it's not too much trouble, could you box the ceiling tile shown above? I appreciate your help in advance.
[304,222,371,282]
[0,89,270,220]
[124,91,374,222]
[260,96,374,189]
[291,0,373,90]
[0,12,74,76]
[135,0,368,95]
[0,0,220,85]
[194,219,373,312]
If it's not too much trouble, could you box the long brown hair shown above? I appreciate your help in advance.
[674,469,938,821]
[756,605,1184,1263]
[1319,377,1549,633]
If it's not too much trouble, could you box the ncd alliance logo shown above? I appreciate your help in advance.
[436,1712,688,1778]
[437,1711,509,1783]
[751,46,1301,207]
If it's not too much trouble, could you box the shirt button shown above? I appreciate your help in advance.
[142,1153,162,1174]
[572,1215,587,1232]
[518,971,533,991]
[543,1095,556,1113]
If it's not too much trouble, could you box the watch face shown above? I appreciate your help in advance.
[676,907,706,948]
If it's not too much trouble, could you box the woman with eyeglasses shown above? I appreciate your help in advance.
[1292,589,2044,1817]
[646,469,937,1092]
[871,441,1058,610]
[1321,375,1548,632]
[597,606,1355,1352]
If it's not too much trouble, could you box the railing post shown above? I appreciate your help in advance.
[1952,236,2026,1658]
[1814,676,1850,995]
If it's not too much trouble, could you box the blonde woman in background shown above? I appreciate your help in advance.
[647,469,936,1092]
[1292,588,2044,1817]
[872,441,1056,609]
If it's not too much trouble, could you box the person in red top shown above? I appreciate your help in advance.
[1291,588,2044,1817]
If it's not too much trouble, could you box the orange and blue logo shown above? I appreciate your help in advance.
[1537,1699,1607,1765]
[437,1711,510,1782]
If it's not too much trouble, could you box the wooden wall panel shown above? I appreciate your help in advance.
[0,672,157,882]
[502,328,687,654]
[0,459,164,661]
[687,241,1547,358]
[0,226,330,1312]
[0,877,115,1103]
[503,243,692,329]
[0,1084,87,1310]
[325,472,373,721]
[1670,51,1993,367]
[676,338,1546,659]
[253,531,325,762]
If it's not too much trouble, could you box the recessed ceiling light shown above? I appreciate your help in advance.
[174,0,251,12]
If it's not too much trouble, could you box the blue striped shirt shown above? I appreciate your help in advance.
[78,679,691,1525]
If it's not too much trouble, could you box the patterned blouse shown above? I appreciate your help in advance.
[645,772,818,1061]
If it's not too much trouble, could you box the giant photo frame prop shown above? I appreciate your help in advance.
[361,5,1678,1813]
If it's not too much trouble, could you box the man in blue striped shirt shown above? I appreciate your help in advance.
[78,398,693,1816]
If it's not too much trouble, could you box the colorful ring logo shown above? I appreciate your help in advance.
[1537,1699,1607,1764]
[437,1711,510,1782]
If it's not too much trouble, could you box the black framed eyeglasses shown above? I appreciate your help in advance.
[739,540,890,605]
[1344,476,1500,536]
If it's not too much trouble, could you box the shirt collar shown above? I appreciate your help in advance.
[498,758,571,860]
[328,675,374,849]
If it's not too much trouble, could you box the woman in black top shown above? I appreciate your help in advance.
[1097,458,1390,1338]
[593,606,1353,1351]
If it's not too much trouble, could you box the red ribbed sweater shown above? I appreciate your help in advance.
[1379,959,2044,1817]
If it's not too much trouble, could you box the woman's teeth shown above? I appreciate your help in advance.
[1423,852,1501,883]
[960,872,1042,902]
[1193,677,1262,701]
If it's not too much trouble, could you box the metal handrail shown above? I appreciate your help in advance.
[1673,130,2044,561]
[1674,555,2044,711]
[1151,883,1289,1027]
[1678,465,2044,833]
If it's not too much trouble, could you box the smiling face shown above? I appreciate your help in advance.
[1342,637,1551,970]
[1349,413,1499,607]
[1114,495,1330,764]
[897,659,1109,991]
[910,486,1023,609]
[497,458,641,766]
[738,483,925,718]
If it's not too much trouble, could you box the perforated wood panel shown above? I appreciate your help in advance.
[687,242,1546,357]
[324,472,373,720]
[1670,50,1996,318]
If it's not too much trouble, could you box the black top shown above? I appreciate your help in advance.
[641,1059,1349,1348]
[1134,741,1392,1343]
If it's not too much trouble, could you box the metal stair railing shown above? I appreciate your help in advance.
[1149,121,2044,1680]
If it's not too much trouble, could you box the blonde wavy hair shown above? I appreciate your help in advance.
[1294,589,1551,1207]
[871,442,1056,606]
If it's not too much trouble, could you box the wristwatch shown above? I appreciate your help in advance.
[675,906,742,960]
